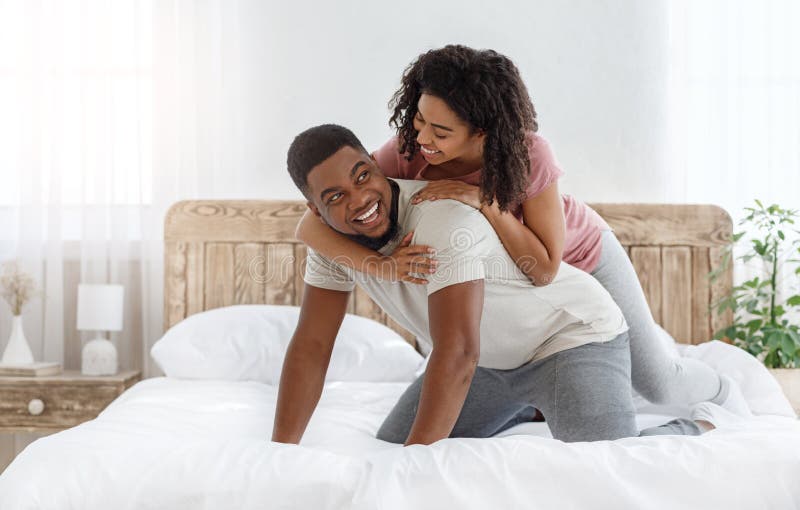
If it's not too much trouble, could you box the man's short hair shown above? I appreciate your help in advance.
[287,124,368,197]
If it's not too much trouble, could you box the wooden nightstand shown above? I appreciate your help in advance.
[0,370,140,433]
[0,370,141,473]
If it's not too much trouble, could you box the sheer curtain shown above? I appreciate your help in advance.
[668,0,800,321]
[668,0,800,212]
[0,0,243,378]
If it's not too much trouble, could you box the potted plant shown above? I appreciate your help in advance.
[712,201,800,412]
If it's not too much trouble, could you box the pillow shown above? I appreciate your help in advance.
[151,305,423,384]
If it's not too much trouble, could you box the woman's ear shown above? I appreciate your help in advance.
[474,130,487,155]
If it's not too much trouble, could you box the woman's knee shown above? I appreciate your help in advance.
[633,377,680,405]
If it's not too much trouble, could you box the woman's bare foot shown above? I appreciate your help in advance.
[694,419,715,432]
[692,402,748,433]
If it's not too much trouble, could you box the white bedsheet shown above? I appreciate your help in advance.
[1,340,799,510]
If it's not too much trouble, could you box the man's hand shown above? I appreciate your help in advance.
[271,285,350,444]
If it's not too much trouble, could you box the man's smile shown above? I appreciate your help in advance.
[352,200,380,224]
[349,198,387,234]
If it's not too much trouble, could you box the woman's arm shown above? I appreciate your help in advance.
[411,180,565,286]
[480,182,565,285]
[295,209,437,284]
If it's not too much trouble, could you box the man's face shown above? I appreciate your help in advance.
[306,145,395,241]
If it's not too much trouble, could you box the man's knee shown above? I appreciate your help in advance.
[551,410,638,442]
[376,420,407,444]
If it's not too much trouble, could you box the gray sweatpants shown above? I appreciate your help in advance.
[591,230,723,405]
[377,333,700,443]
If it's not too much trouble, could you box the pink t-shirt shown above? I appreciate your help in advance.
[372,133,610,273]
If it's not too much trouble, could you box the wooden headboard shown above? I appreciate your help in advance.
[164,201,733,347]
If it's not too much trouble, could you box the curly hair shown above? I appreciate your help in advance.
[389,45,538,212]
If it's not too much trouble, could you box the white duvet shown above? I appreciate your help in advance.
[1,340,799,510]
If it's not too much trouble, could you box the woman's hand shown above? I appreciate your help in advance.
[379,232,437,284]
[410,180,482,210]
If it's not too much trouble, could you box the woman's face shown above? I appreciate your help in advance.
[412,93,484,166]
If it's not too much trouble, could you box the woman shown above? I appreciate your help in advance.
[295,45,748,414]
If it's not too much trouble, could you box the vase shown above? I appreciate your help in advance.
[1,315,35,365]
[769,368,800,415]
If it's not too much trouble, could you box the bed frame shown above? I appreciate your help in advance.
[163,201,733,349]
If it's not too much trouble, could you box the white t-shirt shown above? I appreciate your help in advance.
[304,179,627,369]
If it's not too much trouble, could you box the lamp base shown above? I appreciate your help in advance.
[81,337,118,376]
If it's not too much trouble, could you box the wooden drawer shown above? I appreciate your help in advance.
[0,371,140,432]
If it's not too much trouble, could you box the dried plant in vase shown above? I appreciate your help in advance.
[0,261,39,364]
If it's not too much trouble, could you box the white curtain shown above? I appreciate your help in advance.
[668,0,800,213]
[0,0,244,377]
[668,0,800,321]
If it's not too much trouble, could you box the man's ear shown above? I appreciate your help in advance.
[306,202,325,222]
[369,154,385,176]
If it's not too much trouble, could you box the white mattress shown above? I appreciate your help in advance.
[1,340,799,510]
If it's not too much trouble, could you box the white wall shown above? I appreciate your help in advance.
[217,0,673,203]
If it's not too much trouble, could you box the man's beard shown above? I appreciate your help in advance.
[342,180,400,251]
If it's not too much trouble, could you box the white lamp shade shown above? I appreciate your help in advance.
[77,284,124,332]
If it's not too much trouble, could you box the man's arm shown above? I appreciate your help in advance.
[271,284,350,444]
[404,279,484,446]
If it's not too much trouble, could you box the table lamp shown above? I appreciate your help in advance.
[77,284,124,376]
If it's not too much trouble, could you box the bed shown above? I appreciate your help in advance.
[1,200,798,510]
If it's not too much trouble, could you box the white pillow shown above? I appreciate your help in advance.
[151,305,423,384]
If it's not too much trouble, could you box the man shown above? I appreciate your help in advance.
[271,124,703,446]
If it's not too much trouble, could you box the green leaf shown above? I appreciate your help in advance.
[764,350,779,368]
[743,277,760,288]
[755,199,764,209]
[745,299,761,314]
[745,319,763,334]
[780,335,797,357]
[766,331,783,349]
[778,230,785,240]
[787,295,800,307]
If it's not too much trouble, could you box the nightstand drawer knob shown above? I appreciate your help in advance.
[28,399,45,416]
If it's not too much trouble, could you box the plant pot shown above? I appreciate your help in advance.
[768,368,800,415]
